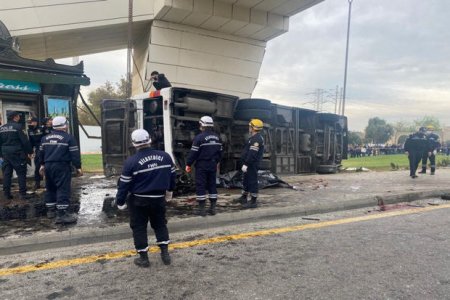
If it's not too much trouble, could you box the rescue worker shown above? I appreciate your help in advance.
[0,111,33,200]
[113,129,176,268]
[27,117,44,190]
[150,71,172,90]
[404,128,428,178]
[39,116,82,223]
[41,117,53,135]
[235,119,264,208]
[185,116,223,216]
[419,125,441,175]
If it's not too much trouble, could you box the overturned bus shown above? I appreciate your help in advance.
[100,87,347,178]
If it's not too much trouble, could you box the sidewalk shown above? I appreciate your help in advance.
[1,169,450,255]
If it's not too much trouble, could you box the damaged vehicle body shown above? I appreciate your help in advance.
[100,87,348,190]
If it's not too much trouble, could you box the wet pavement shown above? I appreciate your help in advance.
[1,168,450,239]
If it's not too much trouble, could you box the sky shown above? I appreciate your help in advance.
[59,0,450,131]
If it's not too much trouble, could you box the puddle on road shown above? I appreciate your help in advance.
[0,175,246,237]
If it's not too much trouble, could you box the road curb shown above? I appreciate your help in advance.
[1,189,449,255]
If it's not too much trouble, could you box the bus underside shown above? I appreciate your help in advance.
[101,88,348,180]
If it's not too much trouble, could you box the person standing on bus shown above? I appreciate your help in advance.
[185,116,223,216]
[236,119,264,209]
[150,71,172,91]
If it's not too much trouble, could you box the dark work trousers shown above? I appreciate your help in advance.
[195,160,217,202]
[408,152,422,176]
[2,152,27,196]
[421,153,436,172]
[44,162,72,210]
[243,164,259,197]
[33,151,42,183]
[129,195,170,252]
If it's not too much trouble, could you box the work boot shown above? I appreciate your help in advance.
[55,210,77,224]
[196,201,207,217]
[233,194,247,204]
[208,199,217,216]
[134,251,150,268]
[243,196,257,209]
[430,171,435,175]
[46,207,56,219]
[159,244,171,265]
[248,196,258,209]
[418,169,426,174]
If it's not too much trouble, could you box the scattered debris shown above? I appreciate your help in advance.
[301,217,320,221]
[219,170,293,190]
[441,193,450,200]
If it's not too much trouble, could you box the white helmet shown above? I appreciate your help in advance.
[52,116,68,128]
[199,116,214,127]
[131,129,151,147]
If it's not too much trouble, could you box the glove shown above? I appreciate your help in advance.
[428,152,432,157]
[39,165,45,177]
[185,166,192,173]
[165,191,173,202]
[117,203,127,210]
[241,165,248,173]
[433,150,437,155]
[111,198,127,210]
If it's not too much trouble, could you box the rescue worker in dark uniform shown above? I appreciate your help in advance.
[236,119,264,208]
[185,116,223,216]
[41,117,53,135]
[150,71,172,90]
[0,111,33,200]
[39,116,82,223]
[404,129,428,178]
[419,125,441,175]
[27,117,44,190]
[114,129,176,268]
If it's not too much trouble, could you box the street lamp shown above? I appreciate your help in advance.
[342,0,353,116]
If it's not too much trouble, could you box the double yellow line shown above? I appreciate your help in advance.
[1,203,449,277]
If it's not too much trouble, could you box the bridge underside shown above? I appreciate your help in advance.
[1,0,323,97]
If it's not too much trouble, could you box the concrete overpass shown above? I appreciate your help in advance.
[0,0,323,97]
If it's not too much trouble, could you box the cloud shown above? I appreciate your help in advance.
[56,0,450,131]
[253,0,450,130]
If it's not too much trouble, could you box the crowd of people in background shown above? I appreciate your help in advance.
[349,143,450,158]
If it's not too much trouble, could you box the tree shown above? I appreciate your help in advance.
[348,131,363,145]
[393,121,415,133]
[364,117,394,144]
[78,76,128,126]
[413,116,441,131]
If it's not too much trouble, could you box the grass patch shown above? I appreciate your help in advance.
[342,154,450,171]
[81,154,103,173]
[342,154,408,171]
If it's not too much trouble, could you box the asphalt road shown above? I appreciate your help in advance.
[0,202,449,300]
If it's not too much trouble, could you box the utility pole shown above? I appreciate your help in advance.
[342,0,353,116]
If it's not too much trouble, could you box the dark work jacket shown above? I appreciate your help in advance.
[153,74,172,90]
[28,126,44,151]
[0,121,32,156]
[241,133,264,166]
[186,130,222,167]
[404,133,427,153]
[39,130,81,169]
[116,148,176,206]
[426,133,441,151]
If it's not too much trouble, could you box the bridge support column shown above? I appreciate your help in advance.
[133,20,267,98]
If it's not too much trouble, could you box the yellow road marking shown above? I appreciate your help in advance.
[1,203,449,277]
